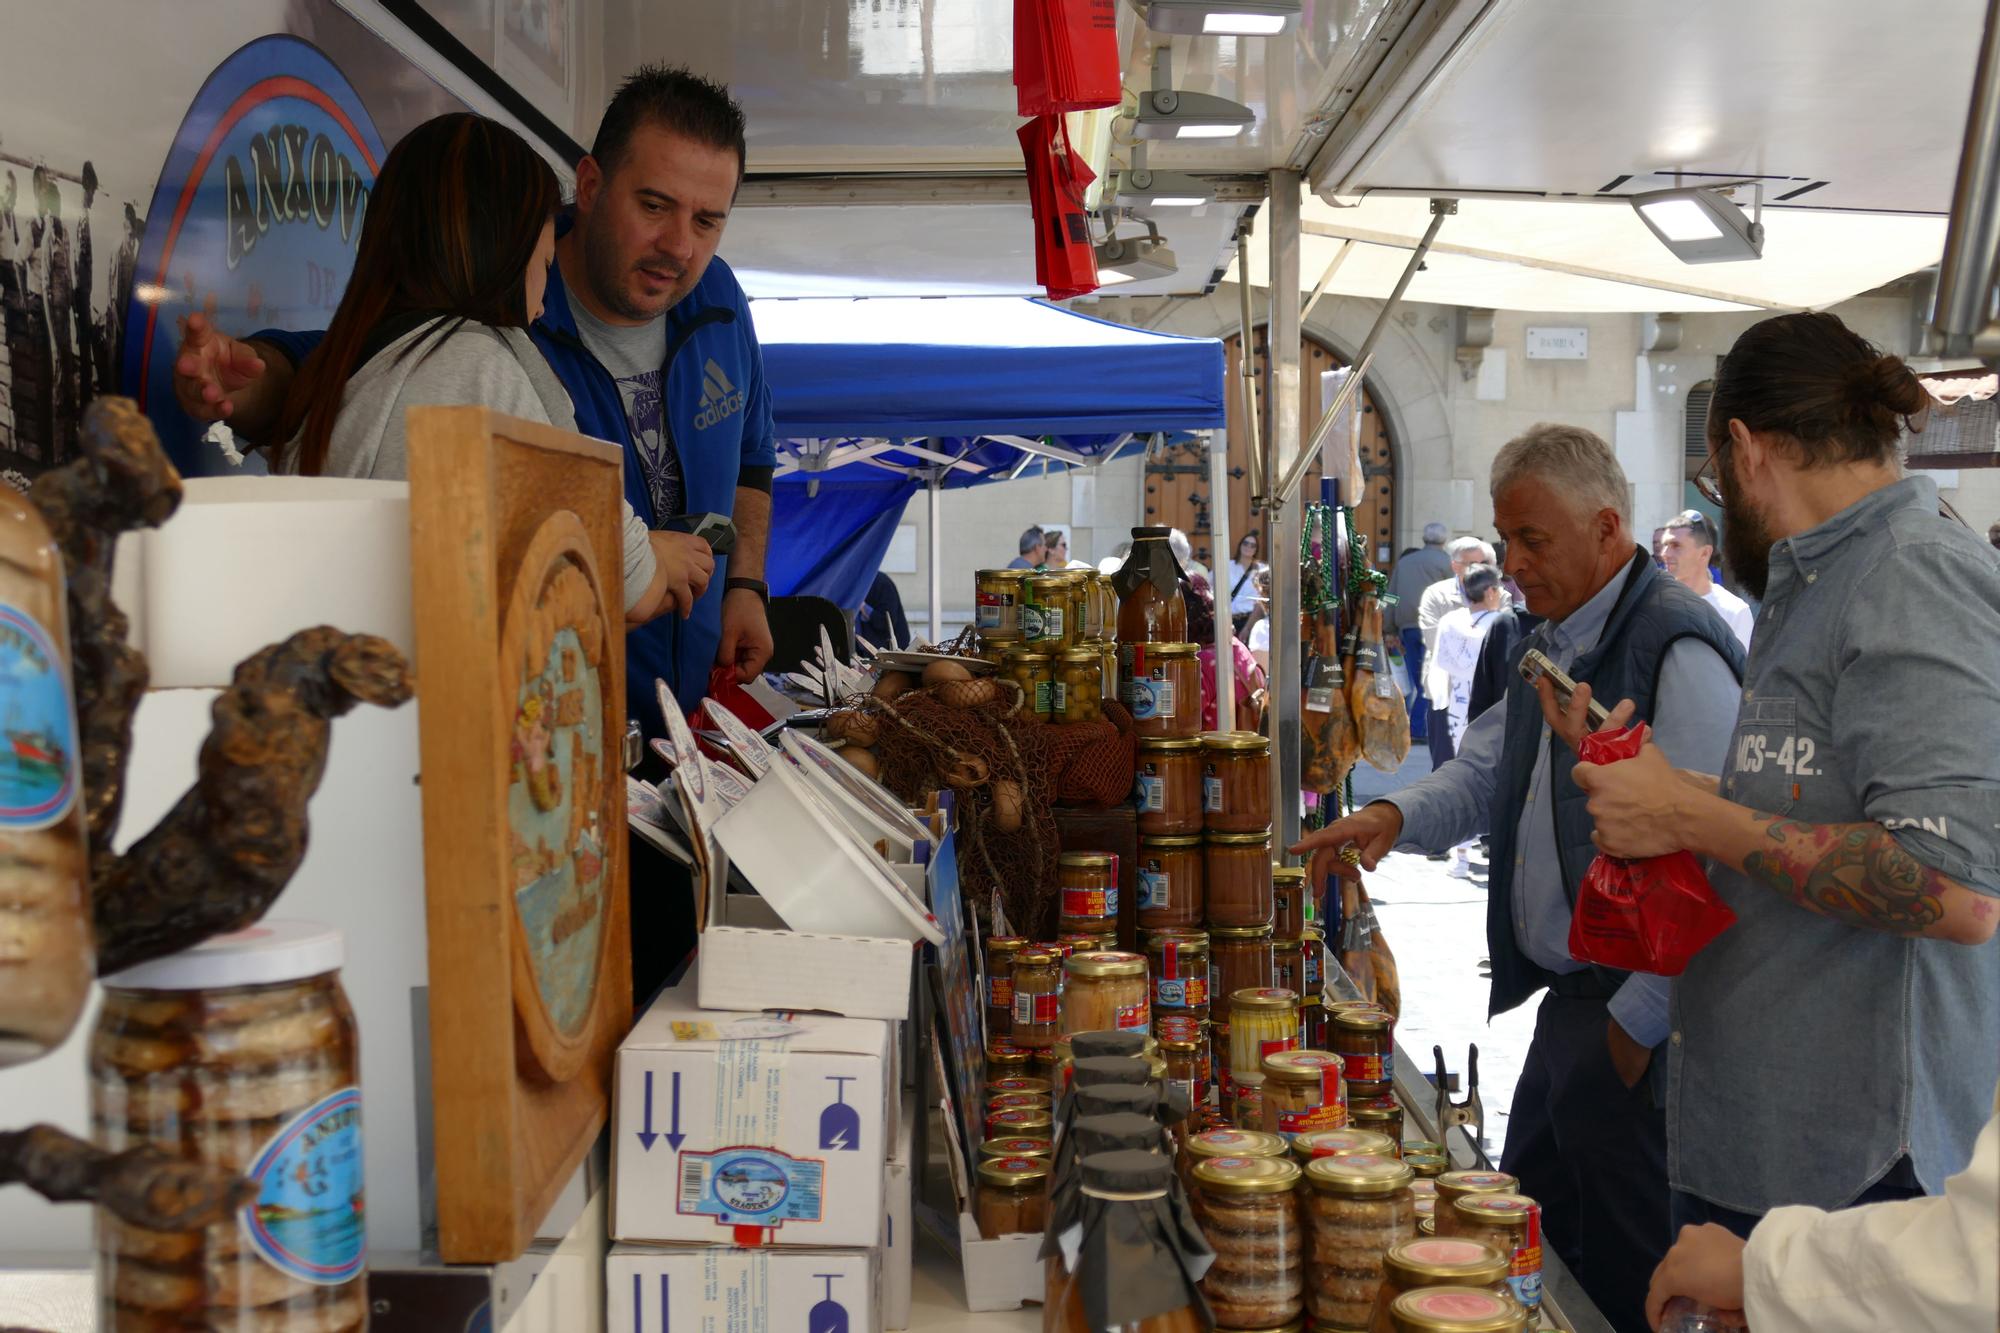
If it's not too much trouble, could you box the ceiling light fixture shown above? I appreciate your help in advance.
[1133,47,1256,141]
[1137,0,1301,36]
[1629,183,1765,264]
[1111,143,1214,208]
[1096,220,1180,286]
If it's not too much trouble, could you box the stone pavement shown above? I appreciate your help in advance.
[1338,731,1537,1161]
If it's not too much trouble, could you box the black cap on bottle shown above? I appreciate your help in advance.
[1071,1031,1148,1060]
[1080,1149,1173,1195]
[1071,1055,1149,1090]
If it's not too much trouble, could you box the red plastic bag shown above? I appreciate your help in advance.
[1017,114,1099,299]
[1014,0,1122,115]
[1567,725,1737,976]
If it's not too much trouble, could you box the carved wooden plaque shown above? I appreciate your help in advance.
[406,407,631,1263]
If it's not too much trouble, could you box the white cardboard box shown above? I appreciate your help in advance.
[697,890,915,1021]
[607,1244,877,1333]
[883,1096,916,1330]
[612,966,892,1247]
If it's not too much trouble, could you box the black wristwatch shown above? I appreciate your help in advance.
[725,577,769,606]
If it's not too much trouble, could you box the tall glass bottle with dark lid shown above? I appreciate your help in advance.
[1113,527,1189,646]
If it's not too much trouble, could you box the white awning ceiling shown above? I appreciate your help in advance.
[1231,195,1949,312]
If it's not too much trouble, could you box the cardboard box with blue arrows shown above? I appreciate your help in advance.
[612,962,894,1247]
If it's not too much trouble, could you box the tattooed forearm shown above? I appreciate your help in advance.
[1741,818,1949,934]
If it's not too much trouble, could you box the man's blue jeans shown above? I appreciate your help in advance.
[1399,627,1427,741]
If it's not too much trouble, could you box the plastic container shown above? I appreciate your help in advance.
[1061,951,1150,1035]
[976,1155,1051,1238]
[1135,737,1204,836]
[1191,1155,1305,1328]
[1145,928,1210,1021]
[1010,948,1062,1050]
[1331,1006,1396,1098]
[1302,1153,1417,1332]
[1123,642,1201,739]
[1210,926,1274,1016]
[1138,835,1205,929]
[1057,852,1120,935]
[92,923,366,1332]
[976,568,1030,634]
[1449,1193,1543,1314]
[1205,830,1276,927]
[1369,1238,1512,1333]
[1057,645,1107,723]
[1228,987,1300,1084]
[1657,1297,1752,1331]
[1431,1172,1519,1240]
[1385,1287,1527,1333]
[1201,731,1273,833]
[1003,647,1056,719]
[1273,866,1310,939]
[1261,1050,1349,1140]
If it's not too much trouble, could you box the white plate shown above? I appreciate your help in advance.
[712,759,943,945]
[781,730,934,861]
[702,698,776,777]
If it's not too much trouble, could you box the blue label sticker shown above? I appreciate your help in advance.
[0,603,80,831]
[1138,868,1168,910]
[240,1086,365,1285]
[677,1147,825,1228]
[1156,978,1187,1007]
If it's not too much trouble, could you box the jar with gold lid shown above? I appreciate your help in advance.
[987,1041,1031,1081]
[1009,948,1061,1050]
[1302,1153,1417,1331]
[1303,997,1327,1050]
[1274,936,1307,1005]
[1206,829,1276,927]
[1178,1126,1288,1197]
[1385,1285,1527,1333]
[980,631,1023,666]
[981,1135,1054,1160]
[1404,1153,1449,1180]
[1291,1127,1397,1164]
[1138,834,1204,928]
[91,923,367,1332]
[1003,648,1056,719]
[1231,1073,1267,1130]
[1410,1178,1439,1228]
[1201,730,1273,833]
[1024,570,1085,648]
[986,1075,1053,1100]
[1261,1049,1348,1140]
[1060,951,1150,1036]
[1369,1238,1512,1333]
[1431,1172,1519,1240]
[1331,1006,1396,1098]
[989,1092,1049,1118]
[984,936,1028,1038]
[1145,928,1210,1021]
[1191,1155,1305,1328]
[1449,1194,1542,1314]
[976,568,1031,635]
[1122,642,1201,739]
[976,1155,1051,1238]
[1210,924,1274,1009]
[1057,852,1120,936]
[1227,988,1300,1085]
[1273,866,1310,938]
[1352,1096,1404,1148]
[985,1106,1054,1141]
[1057,645,1107,724]
[1135,737,1204,836]
[1301,927,1325,1001]
[1161,1029,1209,1110]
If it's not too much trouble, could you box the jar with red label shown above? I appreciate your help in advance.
[1273,866,1310,938]
[1137,833,1204,928]
[1161,1030,1209,1110]
[1057,853,1120,935]
[1209,924,1274,1005]
[1135,737,1204,836]
[1122,641,1201,739]
[1227,988,1300,1085]
[1332,1006,1396,1098]
[1450,1194,1544,1315]
[1010,947,1061,1049]
[976,568,1030,635]
[1432,1172,1519,1240]
[1145,928,1210,1020]
[1037,939,1075,995]
[1061,951,1150,1036]
[976,1155,1051,1239]
[1261,1050,1349,1140]
[1201,730,1272,833]
[1231,1073,1267,1130]
[1205,829,1275,927]
[985,936,1028,1038]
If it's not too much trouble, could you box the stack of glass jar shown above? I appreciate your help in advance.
[973,566,1118,726]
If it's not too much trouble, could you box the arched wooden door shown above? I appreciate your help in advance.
[1141,329,1397,572]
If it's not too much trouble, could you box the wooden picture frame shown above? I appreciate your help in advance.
[406,407,632,1262]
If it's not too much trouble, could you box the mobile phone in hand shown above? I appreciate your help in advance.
[664,511,737,554]
[1519,647,1612,729]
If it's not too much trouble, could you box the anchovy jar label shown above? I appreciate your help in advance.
[0,602,80,831]
[678,1147,825,1228]
[240,1086,366,1285]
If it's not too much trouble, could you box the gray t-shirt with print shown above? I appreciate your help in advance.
[572,300,680,520]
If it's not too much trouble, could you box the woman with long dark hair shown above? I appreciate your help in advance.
[274,112,665,615]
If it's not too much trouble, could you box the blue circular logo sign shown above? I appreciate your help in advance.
[711,1154,791,1216]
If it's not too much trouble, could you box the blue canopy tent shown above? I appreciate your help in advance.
[756,297,1227,626]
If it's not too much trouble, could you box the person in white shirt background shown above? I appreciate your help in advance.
[1659,509,1754,650]
[1245,566,1273,672]
[1425,562,1506,877]
[1225,531,1269,632]
[1416,536,1494,765]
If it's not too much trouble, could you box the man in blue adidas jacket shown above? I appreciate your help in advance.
[170,66,776,733]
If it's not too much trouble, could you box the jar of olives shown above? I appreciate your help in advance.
[1057,645,1107,723]
[976,568,1031,634]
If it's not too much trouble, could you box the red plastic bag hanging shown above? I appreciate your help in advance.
[1017,114,1099,300]
[1567,725,1737,976]
[1014,0,1122,115]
